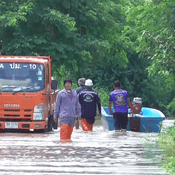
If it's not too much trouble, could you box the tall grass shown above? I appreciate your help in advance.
[158,123,175,175]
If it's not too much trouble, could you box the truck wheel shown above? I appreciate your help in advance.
[47,115,53,132]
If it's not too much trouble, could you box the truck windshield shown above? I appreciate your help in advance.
[0,63,45,92]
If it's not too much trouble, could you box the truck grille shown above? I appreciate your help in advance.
[1,109,33,120]
[4,109,20,112]
[24,115,32,118]
[4,115,20,117]
[24,110,32,113]
[4,109,20,117]
[24,110,32,118]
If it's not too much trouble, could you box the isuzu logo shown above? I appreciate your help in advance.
[4,104,20,108]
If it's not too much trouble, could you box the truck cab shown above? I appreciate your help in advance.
[0,56,59,131]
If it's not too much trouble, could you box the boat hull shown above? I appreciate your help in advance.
[101,107,165,132]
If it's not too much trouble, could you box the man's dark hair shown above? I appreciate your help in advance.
[114,80,121,88]
[64,78,72,85]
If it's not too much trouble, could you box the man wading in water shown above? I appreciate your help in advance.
[108,81,130,132]
[54,78,81,142]
[75,78,86,95]
[79,79,101,132]
[74,78,86,129]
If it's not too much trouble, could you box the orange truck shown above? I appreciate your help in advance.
[0,55,59,131]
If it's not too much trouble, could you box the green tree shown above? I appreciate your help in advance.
[0,0,129,79]
[120,0,175,116]
[1,0,175,117]
[124,0,175,77]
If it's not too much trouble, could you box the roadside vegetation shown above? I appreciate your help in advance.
[0,0,175,173]
[158,122,175,175]
[1,0,175,118]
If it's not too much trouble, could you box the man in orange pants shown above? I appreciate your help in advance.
[79,79,101,132]
[54,78,81,142]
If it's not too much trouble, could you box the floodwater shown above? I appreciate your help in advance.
[0,119,174,175]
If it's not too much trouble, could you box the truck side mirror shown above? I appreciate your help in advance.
[51,79,57,90]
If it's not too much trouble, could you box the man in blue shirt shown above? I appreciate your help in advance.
[79,79,101,131]
[108,81,131,132]
[75,78,86,95]
[74,78,86,129]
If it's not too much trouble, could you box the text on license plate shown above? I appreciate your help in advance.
[5,122,18,129]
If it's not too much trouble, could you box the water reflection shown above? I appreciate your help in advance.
[0,120,173,174]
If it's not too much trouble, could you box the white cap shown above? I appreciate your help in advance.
[85,79,93,86]
[133,97,142,104]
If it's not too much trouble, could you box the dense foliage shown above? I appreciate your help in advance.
[158,122,175,175]
[0,0,175,117]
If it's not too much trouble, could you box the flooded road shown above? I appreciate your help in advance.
[0,119,174,175]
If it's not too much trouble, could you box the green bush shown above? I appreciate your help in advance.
[158,123,175,174]
[94,87,110,107]
[52,65,78,90]
[167,98,175,118]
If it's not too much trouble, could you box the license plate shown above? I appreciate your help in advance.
[5,122,18,129]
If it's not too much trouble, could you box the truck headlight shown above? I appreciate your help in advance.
[33,103,45,121]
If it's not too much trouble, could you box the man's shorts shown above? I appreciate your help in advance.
[113,112,128,130]
[60,117,76,127]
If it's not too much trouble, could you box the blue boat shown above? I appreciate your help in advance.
[101,107,165,132]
